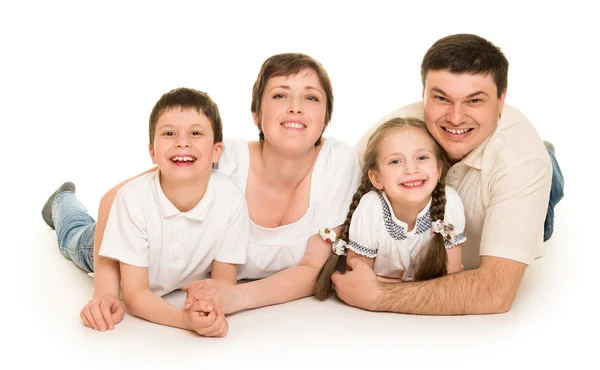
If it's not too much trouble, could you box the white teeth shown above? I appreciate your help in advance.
[172,156,195,162]
[282,122,304,129]
[402,180,424,187]
[445,128,471,134]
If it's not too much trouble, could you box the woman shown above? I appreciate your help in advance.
[44,53,360,329]
[183,53,361,314]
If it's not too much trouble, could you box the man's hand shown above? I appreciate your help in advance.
[182,279,245,315]
[183,300,229,338]
[80,293,125,331]
[331,257,383,311]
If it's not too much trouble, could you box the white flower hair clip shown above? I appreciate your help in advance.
[431,220,456,241]
[319,227,347,256]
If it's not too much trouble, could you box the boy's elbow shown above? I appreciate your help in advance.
[122,294,136,313]
[122,290,144,316]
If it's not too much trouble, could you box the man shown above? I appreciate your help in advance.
[334,33,564,315]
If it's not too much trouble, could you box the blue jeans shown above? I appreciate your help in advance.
[544,150,564,242]
[53,192,96,273]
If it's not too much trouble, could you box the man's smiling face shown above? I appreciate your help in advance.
[423,69,506,162]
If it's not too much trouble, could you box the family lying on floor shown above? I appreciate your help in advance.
[42,33,564,337]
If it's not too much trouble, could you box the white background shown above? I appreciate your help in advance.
[1,1,597,369]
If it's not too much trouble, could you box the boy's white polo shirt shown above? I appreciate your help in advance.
[99,170,249,297]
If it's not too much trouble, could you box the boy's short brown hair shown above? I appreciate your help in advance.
[148,88,223,145]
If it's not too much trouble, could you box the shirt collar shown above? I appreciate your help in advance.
[380,192,433,239]
[460,136,489,170]
[153,172,214,221]
[459,103,518,169]
[458,117,504,170]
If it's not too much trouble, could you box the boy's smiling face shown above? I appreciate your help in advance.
[149,107,222,184]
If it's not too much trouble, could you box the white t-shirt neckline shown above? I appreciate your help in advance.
[239,138,334,233]
[153,170,214,220]
[380,191,433,237]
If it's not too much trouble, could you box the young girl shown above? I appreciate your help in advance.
[314,117,466,300]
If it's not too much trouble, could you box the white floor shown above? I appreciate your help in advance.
[4,190,593,370]
[4,2,597,368]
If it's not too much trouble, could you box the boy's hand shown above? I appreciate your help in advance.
[183,300,229,337]
[80,293,124,331]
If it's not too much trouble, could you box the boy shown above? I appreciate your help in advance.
[42,88,248,336]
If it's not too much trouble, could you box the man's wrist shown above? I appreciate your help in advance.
[367,281,385,311]
[369,280,400,312]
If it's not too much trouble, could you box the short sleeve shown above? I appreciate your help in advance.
[346,191,381,259]
[309,138,361,234]
[214,190,249,264]
[98,189,149,267]
[480,158,552,264]
[443,186,467,248]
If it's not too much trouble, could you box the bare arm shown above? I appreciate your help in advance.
[333,255,526,315]
[120,263,190,329]
[119,262,227,336]
[182,230,334,314]
[445,245,463,275]
[353,250,402,284]
[80,167,158,331]
[236,229,334,311]
[346,249,375,270]
[210,261,238,285]
[92,195,121,299]
[92,166,158,298]
[350,248,407,284]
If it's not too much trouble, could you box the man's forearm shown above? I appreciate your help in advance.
[376,267,516,315]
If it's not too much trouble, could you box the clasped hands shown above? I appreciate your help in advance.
[182,278,240,338]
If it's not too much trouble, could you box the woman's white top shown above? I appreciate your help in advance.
[215,137,361,279]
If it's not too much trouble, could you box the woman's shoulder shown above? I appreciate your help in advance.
[212,137,251,190]
[219,137,248,162]
[315,137,360,175]
[321,137,357,157]
[214,137,249,173]
[310,137,362,202]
